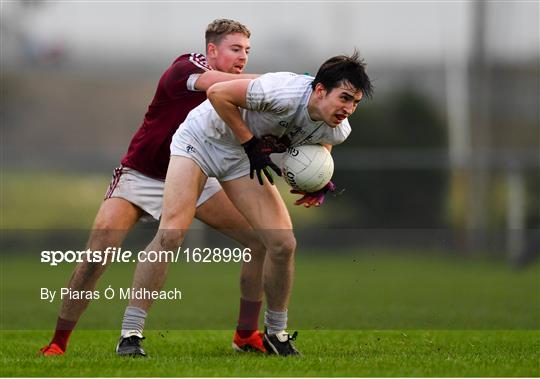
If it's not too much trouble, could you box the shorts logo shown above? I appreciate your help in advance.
[186,144,197,154]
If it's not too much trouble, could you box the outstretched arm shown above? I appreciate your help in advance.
[194,71,258,92]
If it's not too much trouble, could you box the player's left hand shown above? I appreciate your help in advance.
[242,136,282,185]
[291,180,336,207]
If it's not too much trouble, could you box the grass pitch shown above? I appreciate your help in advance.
[1,330,539,377]
[2,172,539,376]
[1,253,539,376]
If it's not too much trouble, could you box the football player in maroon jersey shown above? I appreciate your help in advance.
[40,19,267,356]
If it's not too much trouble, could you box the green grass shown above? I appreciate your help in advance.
[1,330,538,377]
[0,171,351,230]
[1,171,108,229]
[2,171,539,376]
[1,253,539,376]
[2,252,539,330]
[0,170,345,229]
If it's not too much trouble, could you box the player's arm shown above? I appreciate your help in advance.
[194,71,259,92]
[207,79,282,184]
[207,79,253,143]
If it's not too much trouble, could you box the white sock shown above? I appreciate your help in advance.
[265,308,287,335]
[121,306,147,338]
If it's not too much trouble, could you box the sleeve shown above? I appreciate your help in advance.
[162,54,211,97]
[245,72,297,113]
[324,118,352,146]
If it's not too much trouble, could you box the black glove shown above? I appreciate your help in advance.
[260,134,291,153]
[242,136,283,185]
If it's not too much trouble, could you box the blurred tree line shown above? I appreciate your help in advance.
[331,88,447,229]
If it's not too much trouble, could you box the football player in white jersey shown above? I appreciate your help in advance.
[125,53,373,356]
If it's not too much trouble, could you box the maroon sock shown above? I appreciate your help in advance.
[236,298,262,338]
[50,317,77,351]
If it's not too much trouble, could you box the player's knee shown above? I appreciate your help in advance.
[245,238,266,261]
[92,216,112,230]
[87,227,123,249]
[157,229,186,251]
[267,234,296,263]
[92,209,131,231]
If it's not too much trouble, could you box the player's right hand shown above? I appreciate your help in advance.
[261,134,291,153]
[242,136,282,185]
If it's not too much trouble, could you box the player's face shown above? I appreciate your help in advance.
[316,82,363,127]
[209,33,250,74]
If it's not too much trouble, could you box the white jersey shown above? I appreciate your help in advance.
[183,72,352,147]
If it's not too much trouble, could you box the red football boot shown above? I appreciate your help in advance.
[39,343,65,356]
[232,330,267,353]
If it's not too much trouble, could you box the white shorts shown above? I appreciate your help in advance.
[105,166,222,220]
[170,125,250,181]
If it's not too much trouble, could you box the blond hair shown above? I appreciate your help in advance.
[205,19,251,46]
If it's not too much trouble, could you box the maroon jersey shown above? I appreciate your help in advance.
[120,53,211,180]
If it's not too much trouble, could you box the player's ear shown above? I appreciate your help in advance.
[315,83,327,99]
[207,42,217,58]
